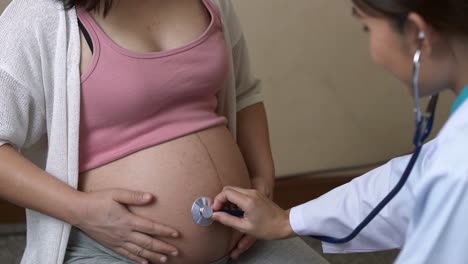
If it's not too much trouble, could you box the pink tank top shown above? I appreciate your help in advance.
[77,0,228,173]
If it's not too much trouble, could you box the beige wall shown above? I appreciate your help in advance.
[0,0,454,178]
[0,0,7,12]
[232,0,454,177]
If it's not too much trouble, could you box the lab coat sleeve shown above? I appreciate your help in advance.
[395,132,468,263]
[289,150,425,253]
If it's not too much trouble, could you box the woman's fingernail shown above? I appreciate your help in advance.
[160,256,167,263]
[172,232,179,238]
[143,193,152,200]
[171,251,178,256]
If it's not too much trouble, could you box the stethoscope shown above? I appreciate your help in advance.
[191,196,244,227]
[191,32,440,245]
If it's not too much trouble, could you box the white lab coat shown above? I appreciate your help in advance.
[290,100,468,263]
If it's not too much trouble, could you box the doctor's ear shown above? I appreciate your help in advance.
[405,12,438,56]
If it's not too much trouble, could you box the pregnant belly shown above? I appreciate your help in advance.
[78,126,251,264]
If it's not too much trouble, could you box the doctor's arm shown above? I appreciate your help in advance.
[213,149,426,253]
[290,154,415,253]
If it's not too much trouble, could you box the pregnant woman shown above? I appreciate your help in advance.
[73,0,258,262]
[0,0,326,263]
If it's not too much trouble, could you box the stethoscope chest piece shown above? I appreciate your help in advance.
[191,196,214,227]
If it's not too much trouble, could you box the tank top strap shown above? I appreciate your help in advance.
[203,0,223,30]
[76,8,102,54]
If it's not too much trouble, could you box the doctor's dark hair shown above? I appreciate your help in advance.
[352,0,468,36]
[60,0,114,16]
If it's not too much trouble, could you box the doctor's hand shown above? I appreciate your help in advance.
[75,189,180,264]
[212,186,296,241]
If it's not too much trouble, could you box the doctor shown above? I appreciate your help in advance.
[211,0,468,263]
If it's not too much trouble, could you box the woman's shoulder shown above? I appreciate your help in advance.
[1,0,65,19]
[0,0,72,63]
[0,0,68,37]
[210,0,234,17]
[210,0,242,44]
[0,0,72,89]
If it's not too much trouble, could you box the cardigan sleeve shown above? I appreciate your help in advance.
[232,35,264,112]
[217,0,264,112]
[0,69,46,150]
[0,1,47,150]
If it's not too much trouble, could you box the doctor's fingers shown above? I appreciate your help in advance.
[213,187,258,211]
[212,211,250,232]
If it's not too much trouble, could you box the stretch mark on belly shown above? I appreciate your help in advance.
[195,133,225,189]
[195,133,242,254]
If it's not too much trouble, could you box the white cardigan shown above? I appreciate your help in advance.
[0,0,263,263]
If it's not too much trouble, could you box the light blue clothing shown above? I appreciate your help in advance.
[290,92,468,263]
[451,85,468,114]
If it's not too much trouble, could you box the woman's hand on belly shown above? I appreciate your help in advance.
[75,189,180,264]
